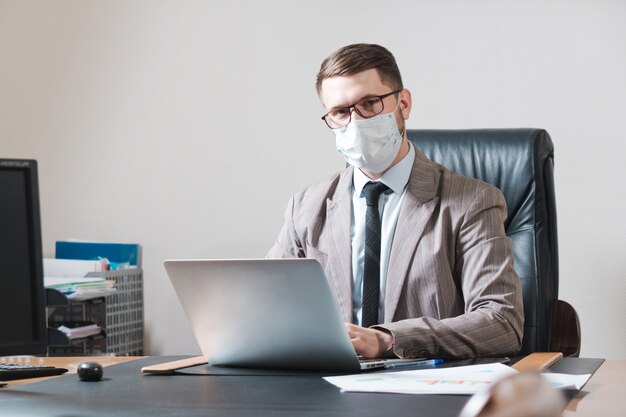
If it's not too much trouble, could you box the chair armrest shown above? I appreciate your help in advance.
[550,299,581,357]
[511,352,563,372]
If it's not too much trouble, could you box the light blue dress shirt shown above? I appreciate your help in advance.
[350,142,416,325]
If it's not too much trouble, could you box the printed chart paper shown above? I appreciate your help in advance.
[324,363,593,395]
[324,363,518,395]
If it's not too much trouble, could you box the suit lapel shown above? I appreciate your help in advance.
[325,167,354,322]
[385,151,441,321]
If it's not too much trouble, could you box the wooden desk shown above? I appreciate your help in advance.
[2,355,143,387]
[563,359,626,416]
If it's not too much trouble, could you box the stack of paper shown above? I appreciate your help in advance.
[45,277,116,301]
[56,323,102,340]
[66,279,116,301]
[44,258,117,301]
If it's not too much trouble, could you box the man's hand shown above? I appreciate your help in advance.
[345,323,394,359]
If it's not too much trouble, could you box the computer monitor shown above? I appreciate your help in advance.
[0,159,47,356]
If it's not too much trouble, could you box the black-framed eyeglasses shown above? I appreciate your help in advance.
[321,90,401,129]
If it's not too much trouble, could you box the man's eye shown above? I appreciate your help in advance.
[330,108,350,118]
[360,98,379,109]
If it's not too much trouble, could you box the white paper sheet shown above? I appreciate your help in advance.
[324,363,518,395]
[543,372,591,390]
[324,363,593,395]
[57,323,102,339]
[43,258,107,278]
[44,276,105,288]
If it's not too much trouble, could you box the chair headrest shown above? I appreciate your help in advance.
[407,128,553,231]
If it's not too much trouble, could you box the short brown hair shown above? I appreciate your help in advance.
[315,43,404,96]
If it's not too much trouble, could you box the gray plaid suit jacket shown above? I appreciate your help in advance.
[267,149,524,359]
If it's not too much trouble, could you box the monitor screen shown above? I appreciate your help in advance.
[0,159,47,355]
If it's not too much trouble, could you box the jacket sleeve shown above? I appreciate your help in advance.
[375,187,524,359]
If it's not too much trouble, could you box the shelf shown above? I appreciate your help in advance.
[45,269,143,356]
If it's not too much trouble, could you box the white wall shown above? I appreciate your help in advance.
[1,0,624,358]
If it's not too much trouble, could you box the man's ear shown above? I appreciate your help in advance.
[399,89,412,120]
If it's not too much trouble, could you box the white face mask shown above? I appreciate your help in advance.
[333,112,403,174]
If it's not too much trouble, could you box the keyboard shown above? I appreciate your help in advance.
[0,363,68,381]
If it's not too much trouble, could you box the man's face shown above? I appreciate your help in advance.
[320,68,411,132]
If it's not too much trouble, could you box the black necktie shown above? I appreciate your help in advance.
[362,181,389,328]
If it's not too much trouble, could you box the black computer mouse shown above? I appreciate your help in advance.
[77,362,103,382]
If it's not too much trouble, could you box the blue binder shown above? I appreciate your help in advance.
[56,241,141,267]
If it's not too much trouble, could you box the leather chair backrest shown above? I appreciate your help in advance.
[407,129,558,354]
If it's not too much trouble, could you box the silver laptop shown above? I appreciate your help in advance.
[164,258,417,372]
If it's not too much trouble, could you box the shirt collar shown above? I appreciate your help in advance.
[353,141,416,196]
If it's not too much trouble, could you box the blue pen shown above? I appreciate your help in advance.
[384,359,443,370]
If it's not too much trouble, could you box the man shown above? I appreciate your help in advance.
[268,43,523,359]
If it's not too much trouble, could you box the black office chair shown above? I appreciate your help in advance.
[407,128,580,356]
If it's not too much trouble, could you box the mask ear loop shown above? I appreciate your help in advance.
[391,94,406,138]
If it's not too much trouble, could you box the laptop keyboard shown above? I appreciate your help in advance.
[0,363,68,381]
